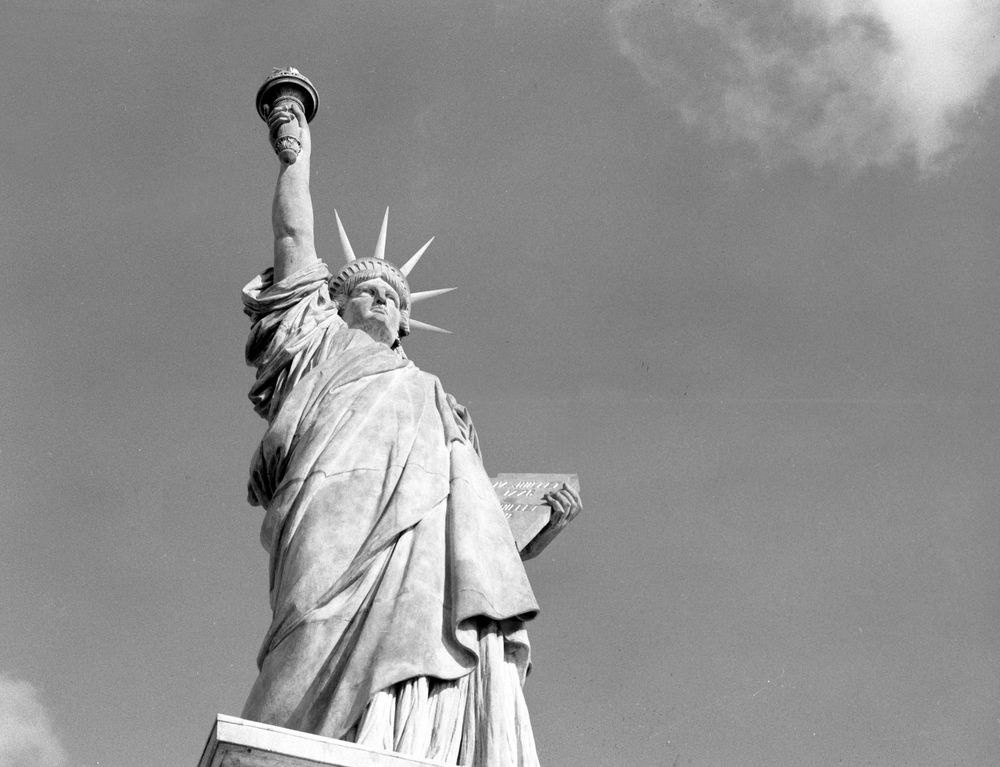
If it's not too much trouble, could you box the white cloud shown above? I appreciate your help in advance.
[0,676,67,767]
[610,0,1000,172]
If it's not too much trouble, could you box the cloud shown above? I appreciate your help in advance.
[610,0,1000,172]
[0,676,67,767]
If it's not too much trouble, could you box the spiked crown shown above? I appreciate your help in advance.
[328,209,454,338]
[329,258,411,310]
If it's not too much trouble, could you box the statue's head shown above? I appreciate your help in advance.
[329,257,411,343]
[329,209,454,347]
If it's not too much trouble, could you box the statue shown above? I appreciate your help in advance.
[238,69,582,766]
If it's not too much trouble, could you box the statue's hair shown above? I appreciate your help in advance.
[328,257,412,337]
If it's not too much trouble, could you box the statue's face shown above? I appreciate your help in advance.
[341,277,402,345]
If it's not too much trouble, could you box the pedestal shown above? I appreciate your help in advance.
[198,715,447,767]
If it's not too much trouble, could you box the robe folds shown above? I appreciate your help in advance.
[239,262,540,747]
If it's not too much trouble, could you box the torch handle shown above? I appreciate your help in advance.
[272,94,306,165]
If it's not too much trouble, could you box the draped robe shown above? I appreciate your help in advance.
[239,262,540,762]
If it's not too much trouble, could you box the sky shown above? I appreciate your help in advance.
[1,1,998,765]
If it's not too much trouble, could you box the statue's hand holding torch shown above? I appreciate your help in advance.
[266,101,310,164]
[256,67,319,165]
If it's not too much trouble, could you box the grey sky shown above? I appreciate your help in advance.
[1,2,998,766]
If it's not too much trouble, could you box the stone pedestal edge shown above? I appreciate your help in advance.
[198,714,447,767]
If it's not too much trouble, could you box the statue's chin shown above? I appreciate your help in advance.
[350,317,397,346]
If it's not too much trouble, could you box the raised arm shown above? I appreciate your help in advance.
[268,102,319,282]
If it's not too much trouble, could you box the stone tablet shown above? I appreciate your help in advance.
[491,473,580,552]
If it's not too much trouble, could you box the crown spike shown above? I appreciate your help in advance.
[400,237,435,276]
[373,208,389,260]
[411,287,456,304]
[334,210,357,262]
[409,318,453,334]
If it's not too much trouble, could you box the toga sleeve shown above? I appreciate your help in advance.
[242,261,344,420]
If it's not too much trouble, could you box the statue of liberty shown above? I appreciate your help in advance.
[238,74,582,766]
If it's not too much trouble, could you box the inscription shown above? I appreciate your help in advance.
[490,473,579,551]
[500,502,537,520]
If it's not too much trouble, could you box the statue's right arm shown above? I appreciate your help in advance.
[269,102,319,283]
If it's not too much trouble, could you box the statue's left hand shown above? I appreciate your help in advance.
[543,484,582,531]
[520,483,582,560]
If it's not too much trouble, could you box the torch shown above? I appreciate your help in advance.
[255,67,319,165]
